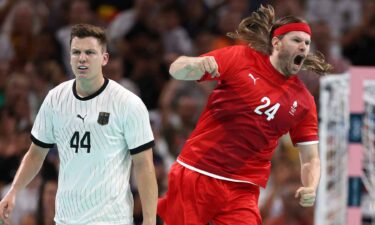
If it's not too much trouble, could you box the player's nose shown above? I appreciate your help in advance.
[78,53,87,62]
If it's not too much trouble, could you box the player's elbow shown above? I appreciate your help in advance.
[169,62,180,79]
[169,56,187,80]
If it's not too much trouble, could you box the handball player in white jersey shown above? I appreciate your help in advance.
[0,24,158,225]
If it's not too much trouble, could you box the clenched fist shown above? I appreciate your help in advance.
[190,56,220,78]
[169,56,220,80]
[0,192,16,225]
[295,186,316,207]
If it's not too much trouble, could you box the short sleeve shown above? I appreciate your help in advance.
[199,46,241,82]
[289,98,319,146]
[123,96,154,155]
[31,91,55,148]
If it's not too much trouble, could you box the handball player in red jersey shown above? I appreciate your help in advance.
[158,5,332,225]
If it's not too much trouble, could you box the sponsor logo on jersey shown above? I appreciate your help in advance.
[77,114,86,123]
[249,73,260,85]
[97,112,110,125]
[289,101,298,116]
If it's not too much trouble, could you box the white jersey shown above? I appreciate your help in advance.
[31,78,154,225]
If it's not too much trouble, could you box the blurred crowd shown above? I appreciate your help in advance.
[0,0,374,224]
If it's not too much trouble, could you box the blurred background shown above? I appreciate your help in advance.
[0,0,374,225]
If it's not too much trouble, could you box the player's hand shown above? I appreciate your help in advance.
[193,56,220,78]
[294,186,316,207]
[0,192,16,225]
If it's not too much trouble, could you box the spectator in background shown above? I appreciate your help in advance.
[0,1,42,68]
[31,29,64,65]
[162,94,201,157]
[193,31,216,55]
[159,79,210,158]
[0,60,10,108]
[0,108,18,186]
[124,26,168,109]
[103,53,140,96]
[24,61,65,119]
[308,21,350,73]
[341,0,375,66]
[19,213,37,225]
[0,0,19,25]
[221,0,251,18]
[92,1,131,23]
[180,0,212,38]
[3,73,32,130]
[212,6,246,49]
[158,4,193,65]
[148,110,173,171]
[107,0,160,53]
[306,0,361,41]
[270,0,305,18]
[35,178,58,225]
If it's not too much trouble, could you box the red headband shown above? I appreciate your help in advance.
[272,23,312,37]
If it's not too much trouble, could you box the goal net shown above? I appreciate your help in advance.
[362,80,375,225]
[315,74,350,225]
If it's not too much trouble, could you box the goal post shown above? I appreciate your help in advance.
[316,68,375,225]
[315,73,350,225]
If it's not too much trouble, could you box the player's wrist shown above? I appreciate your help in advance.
[4,188,17,198]
[141,217,156,225]
[305,185,317,192]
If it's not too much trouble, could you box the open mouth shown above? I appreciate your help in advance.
[293,55,305,66]
[78,66,88,71]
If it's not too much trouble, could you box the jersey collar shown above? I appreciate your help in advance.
[72,77,109,101]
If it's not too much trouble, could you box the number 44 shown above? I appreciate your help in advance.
[254,96,280,121]
[70,131,91,153]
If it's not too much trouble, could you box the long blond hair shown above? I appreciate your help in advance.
[227,5,332,75]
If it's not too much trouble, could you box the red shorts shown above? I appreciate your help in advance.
[157,163,262,225]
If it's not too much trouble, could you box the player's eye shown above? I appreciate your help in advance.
[86,50,95,55]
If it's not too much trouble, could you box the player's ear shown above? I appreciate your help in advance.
[102,52,109,66]
[271,37,281,51]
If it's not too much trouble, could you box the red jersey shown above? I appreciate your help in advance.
[177,45,318,188]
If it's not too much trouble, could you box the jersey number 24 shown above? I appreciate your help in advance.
[254,96,280,121]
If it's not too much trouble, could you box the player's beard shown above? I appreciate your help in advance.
[277,48,303,77]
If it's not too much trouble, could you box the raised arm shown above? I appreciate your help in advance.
[0,143,49,225]
[132,149,158,225]
[295,143,321,207]
[169,56,220,80]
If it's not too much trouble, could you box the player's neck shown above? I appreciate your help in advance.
[75,76,105,97]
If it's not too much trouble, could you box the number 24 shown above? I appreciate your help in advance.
[254,96,280,121]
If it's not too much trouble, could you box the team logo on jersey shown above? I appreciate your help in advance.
[248,73,260,85]
[289,101,298,116]
[97,112,110,125]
